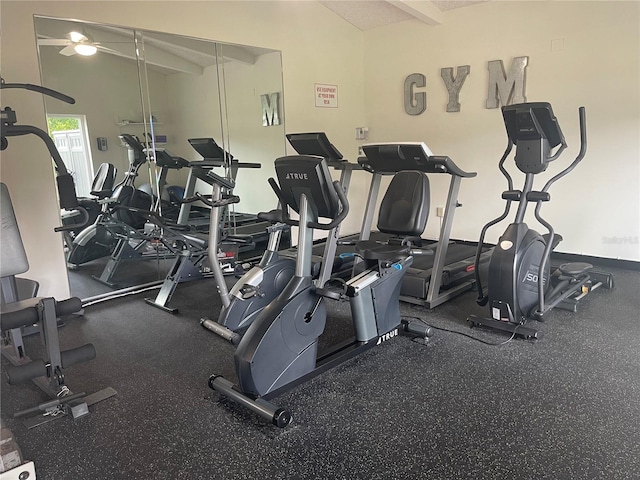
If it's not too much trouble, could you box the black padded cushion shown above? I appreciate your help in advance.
[377,171,429,237]
[90,163,117,199]
[355,240,410,261]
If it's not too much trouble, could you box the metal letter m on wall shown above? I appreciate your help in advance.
[486,56,528,109]
[261,92,281,126]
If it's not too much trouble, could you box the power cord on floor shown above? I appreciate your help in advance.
[82,284,161,308]
[402,316,519,346]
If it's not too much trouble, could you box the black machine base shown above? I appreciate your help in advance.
[467,314,542,340]
[208,322,433,428]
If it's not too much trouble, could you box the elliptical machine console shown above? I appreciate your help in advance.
[468,102,613,340]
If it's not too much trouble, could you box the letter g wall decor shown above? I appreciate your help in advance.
[404,56,528,114]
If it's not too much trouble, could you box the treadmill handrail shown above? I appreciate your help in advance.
[359,142,476,178]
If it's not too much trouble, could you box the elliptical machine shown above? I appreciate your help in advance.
[208,155,430,427]
[468,102,613,340]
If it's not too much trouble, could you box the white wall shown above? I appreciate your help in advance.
[0,1,365,297]
[363,0,640,260]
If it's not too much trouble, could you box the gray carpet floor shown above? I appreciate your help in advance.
[1,261,638,479]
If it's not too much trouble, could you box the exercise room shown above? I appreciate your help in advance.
[1,1,638,478]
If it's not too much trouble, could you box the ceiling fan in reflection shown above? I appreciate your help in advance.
[38,31,119,57]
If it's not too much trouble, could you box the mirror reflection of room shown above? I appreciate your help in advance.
[34,16,286,300]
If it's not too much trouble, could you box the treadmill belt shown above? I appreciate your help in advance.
[409,242,477,271]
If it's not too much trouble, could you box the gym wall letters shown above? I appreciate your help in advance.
[261,92,281,126]
[404,56,528,114]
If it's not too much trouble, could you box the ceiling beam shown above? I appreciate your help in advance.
[388,1,444,25]
[218,45,256,66]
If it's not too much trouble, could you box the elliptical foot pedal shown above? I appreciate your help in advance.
[558,262,592,277]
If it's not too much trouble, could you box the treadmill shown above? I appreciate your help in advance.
[354,142,491,308]
[181,137,276,255]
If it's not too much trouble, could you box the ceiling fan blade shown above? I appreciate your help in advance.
[96,45,122,55]
[68,31,90,43]
[59,45,77,56]
[38,39,70,46]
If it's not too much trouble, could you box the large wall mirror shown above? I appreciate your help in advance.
[34,15,286,300]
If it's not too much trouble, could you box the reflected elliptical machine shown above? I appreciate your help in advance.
[208,154,431,427]
[468,102,613,340]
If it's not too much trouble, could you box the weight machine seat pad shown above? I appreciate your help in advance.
[0,296,41,316]
[0,183,29,278]
[377,171,429,237]
[355,240,410,261]
[558,262,592,277]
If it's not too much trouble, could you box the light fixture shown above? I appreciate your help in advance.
[68,31,87,43]
[74,43,97,56]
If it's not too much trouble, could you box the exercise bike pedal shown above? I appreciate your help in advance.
[313,280,347,301]
[239,284,262,300]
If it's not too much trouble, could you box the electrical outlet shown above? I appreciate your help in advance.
[436,207,444,217]
[355,127,368,140]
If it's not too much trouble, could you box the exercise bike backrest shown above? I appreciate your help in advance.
[269,155,349,230]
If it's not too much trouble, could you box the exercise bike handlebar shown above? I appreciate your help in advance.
[181,192,240,208]
[308,180,349,230]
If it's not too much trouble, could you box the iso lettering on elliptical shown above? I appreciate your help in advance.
[376,328,399,345]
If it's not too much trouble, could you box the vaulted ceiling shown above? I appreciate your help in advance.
[320,0,488,30]
[35,1,488,75]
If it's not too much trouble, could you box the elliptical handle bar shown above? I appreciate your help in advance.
[0,80,75,105]
[473,139,514,304]
[533,106,587,314]
[541,106,587,193]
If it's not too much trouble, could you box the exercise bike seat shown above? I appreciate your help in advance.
[356,240,410,260]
